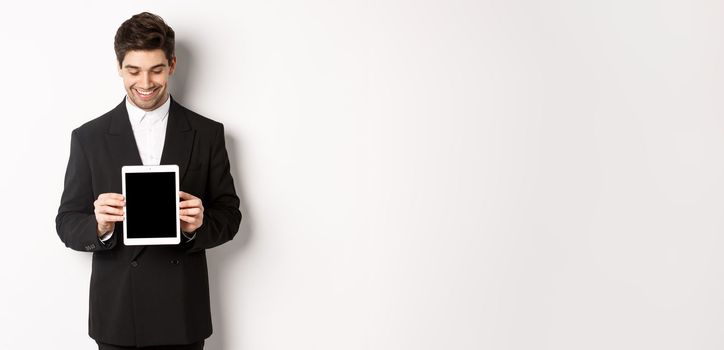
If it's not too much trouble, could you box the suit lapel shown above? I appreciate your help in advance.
[161,98,196,183]
[105,99,143,171]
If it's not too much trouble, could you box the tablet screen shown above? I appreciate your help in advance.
[125,172,178,238]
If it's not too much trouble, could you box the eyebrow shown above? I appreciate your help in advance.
[123,63,167,70]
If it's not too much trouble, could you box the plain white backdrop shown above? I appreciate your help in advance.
[1,0,724,349]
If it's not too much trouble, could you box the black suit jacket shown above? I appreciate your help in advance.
[56,98,241,347]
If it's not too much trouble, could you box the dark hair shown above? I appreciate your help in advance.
[114,12,175,66]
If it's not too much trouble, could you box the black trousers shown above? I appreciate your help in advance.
[97,340,204,350]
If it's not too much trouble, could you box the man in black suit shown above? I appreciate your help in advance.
[56,12,241,350]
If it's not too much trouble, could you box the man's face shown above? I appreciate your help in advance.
[118,49,176,111]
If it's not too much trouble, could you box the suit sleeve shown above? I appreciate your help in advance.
[56,129,117,252]
[186,124,241,252]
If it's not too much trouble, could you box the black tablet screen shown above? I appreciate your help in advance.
[125,172,177,238]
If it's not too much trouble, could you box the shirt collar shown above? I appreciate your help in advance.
[125,95,171,127]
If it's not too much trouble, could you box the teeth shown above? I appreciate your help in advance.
[136,89,155,96]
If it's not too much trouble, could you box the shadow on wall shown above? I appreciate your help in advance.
[170,40,193,102]
[171,39,254,350]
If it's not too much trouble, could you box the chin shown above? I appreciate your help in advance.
[129,93,164,110]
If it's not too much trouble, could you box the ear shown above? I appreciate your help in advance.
[116,60,123,77]
[168,56,177,76]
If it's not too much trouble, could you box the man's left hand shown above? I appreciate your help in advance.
[179,191,204,233]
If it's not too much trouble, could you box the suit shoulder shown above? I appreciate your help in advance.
[175,102,224,131]
[71,106,117,138]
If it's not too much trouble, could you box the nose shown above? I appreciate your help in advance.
[139,72,152,88]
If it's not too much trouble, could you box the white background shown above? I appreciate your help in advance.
[1,1,723,349]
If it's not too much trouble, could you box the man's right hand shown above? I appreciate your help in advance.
[94,193,125,237]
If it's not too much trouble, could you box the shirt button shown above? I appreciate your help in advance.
[131,261,138,267]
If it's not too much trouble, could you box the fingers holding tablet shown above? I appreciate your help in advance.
[179,191,204,232]
[94,193,125,236]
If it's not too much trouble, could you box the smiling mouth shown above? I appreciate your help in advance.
[134,88,158,98]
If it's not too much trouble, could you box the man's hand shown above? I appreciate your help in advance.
[94,193,125,237]
[179,191,204,234]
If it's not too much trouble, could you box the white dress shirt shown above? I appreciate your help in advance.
[126,96,170,166]
[100,95,194,243]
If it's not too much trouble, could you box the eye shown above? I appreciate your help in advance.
[128,70,139,76]
[152,69,163,74]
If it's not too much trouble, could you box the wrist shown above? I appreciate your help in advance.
[97,223,114,237]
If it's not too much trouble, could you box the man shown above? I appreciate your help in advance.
[56,12,241,350]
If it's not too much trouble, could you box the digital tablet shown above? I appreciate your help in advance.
[122,165,181,245]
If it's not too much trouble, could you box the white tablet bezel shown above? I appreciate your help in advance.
[121,165,181,246]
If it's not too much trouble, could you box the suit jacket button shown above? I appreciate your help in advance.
[131,261,138,267]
